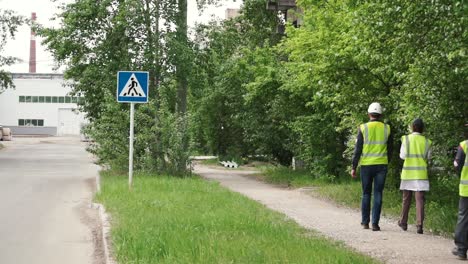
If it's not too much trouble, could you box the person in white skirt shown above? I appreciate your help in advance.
[398,118,431,234]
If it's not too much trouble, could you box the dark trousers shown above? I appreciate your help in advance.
[455,197,468,252]
[360,165,387,225]
[399,190,425,226]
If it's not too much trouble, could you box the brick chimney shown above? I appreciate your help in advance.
[29,12,36,73]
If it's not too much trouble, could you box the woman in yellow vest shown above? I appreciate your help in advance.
[398,118,431,234]
[453,124,468,260]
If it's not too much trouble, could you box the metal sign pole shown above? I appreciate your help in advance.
[129,102,135,189]
[117,71,148,190]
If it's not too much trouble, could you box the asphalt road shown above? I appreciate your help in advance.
[0,137,101,264]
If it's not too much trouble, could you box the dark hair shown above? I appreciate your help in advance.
[369,113,381,119]
[412,118,424,133]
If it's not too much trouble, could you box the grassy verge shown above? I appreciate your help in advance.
[261,166,458,236]
[199,158,219,166]
[97,171,377,264]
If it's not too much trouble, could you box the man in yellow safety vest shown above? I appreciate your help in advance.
[453,123,468,260]
[397,118,431,235]
[351,102,393,231]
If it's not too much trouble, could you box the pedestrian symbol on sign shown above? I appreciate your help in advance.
[117,71,148,103]
[119,73,146,97]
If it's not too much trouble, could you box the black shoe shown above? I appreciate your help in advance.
[456,252,467,260]
[372,224,380,231]
[398,221,407,231]
[452,247,467,260]
[361,223,369,229]
[416,225,423,234]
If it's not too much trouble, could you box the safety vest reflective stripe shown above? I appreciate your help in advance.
[425,138,430,157]
[363,141,387,145]
[459,140,468,197]
[402,166,427,170]
[405,135,410,157]
[462,140,468,168]
[405,138,430,158]
[363,123,388,144]
[360,122,389,166]
[362,153,386,157]
[464,140,468,167]
[406,154,426,158]
[401,134,430,180]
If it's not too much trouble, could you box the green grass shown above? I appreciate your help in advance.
[261,166,459,236]
[198,158,219,166]
[96,171,377,264]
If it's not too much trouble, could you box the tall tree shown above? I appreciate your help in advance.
[0,9,25,91]
[175,0,188,114]
[40,0,219,173]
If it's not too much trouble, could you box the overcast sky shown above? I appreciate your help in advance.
[0,0,242,73]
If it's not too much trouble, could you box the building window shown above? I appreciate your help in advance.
[18,96,83,104]
[18,119,45,127]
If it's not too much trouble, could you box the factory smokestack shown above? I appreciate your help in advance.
[29,12,36,73]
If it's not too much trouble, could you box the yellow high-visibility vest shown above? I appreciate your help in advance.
[360,122,390,166]
[459,140,468,197]
[401,134,431,180]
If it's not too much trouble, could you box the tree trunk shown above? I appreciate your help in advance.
[176,0,188,114]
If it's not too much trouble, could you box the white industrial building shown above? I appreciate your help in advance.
[0,12,86,137]
[0,73,86,136]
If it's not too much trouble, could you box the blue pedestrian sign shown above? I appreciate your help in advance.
[117,71,149,103]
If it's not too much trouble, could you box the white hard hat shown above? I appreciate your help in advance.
[367,102,383,114]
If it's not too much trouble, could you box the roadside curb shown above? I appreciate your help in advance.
[94,165,115,264]
[93,202,116,264]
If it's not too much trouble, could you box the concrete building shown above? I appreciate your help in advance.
[0,12,86,137]
[0,73,86,136]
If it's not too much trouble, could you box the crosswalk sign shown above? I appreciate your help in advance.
[117,71,149,103]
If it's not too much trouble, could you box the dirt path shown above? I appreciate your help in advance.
[194,165,459,264]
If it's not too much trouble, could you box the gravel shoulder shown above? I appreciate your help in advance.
[194,164,459,264]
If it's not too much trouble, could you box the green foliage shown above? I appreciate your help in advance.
[189,0,293,164]
[42,0,466,182]
[41,0,195,174]
[0,9,25,91]
[97,170,377,264]
[191,0,466,180]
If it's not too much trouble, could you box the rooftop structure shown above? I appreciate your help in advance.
[225,8,240,19]
[266,0,296,11]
